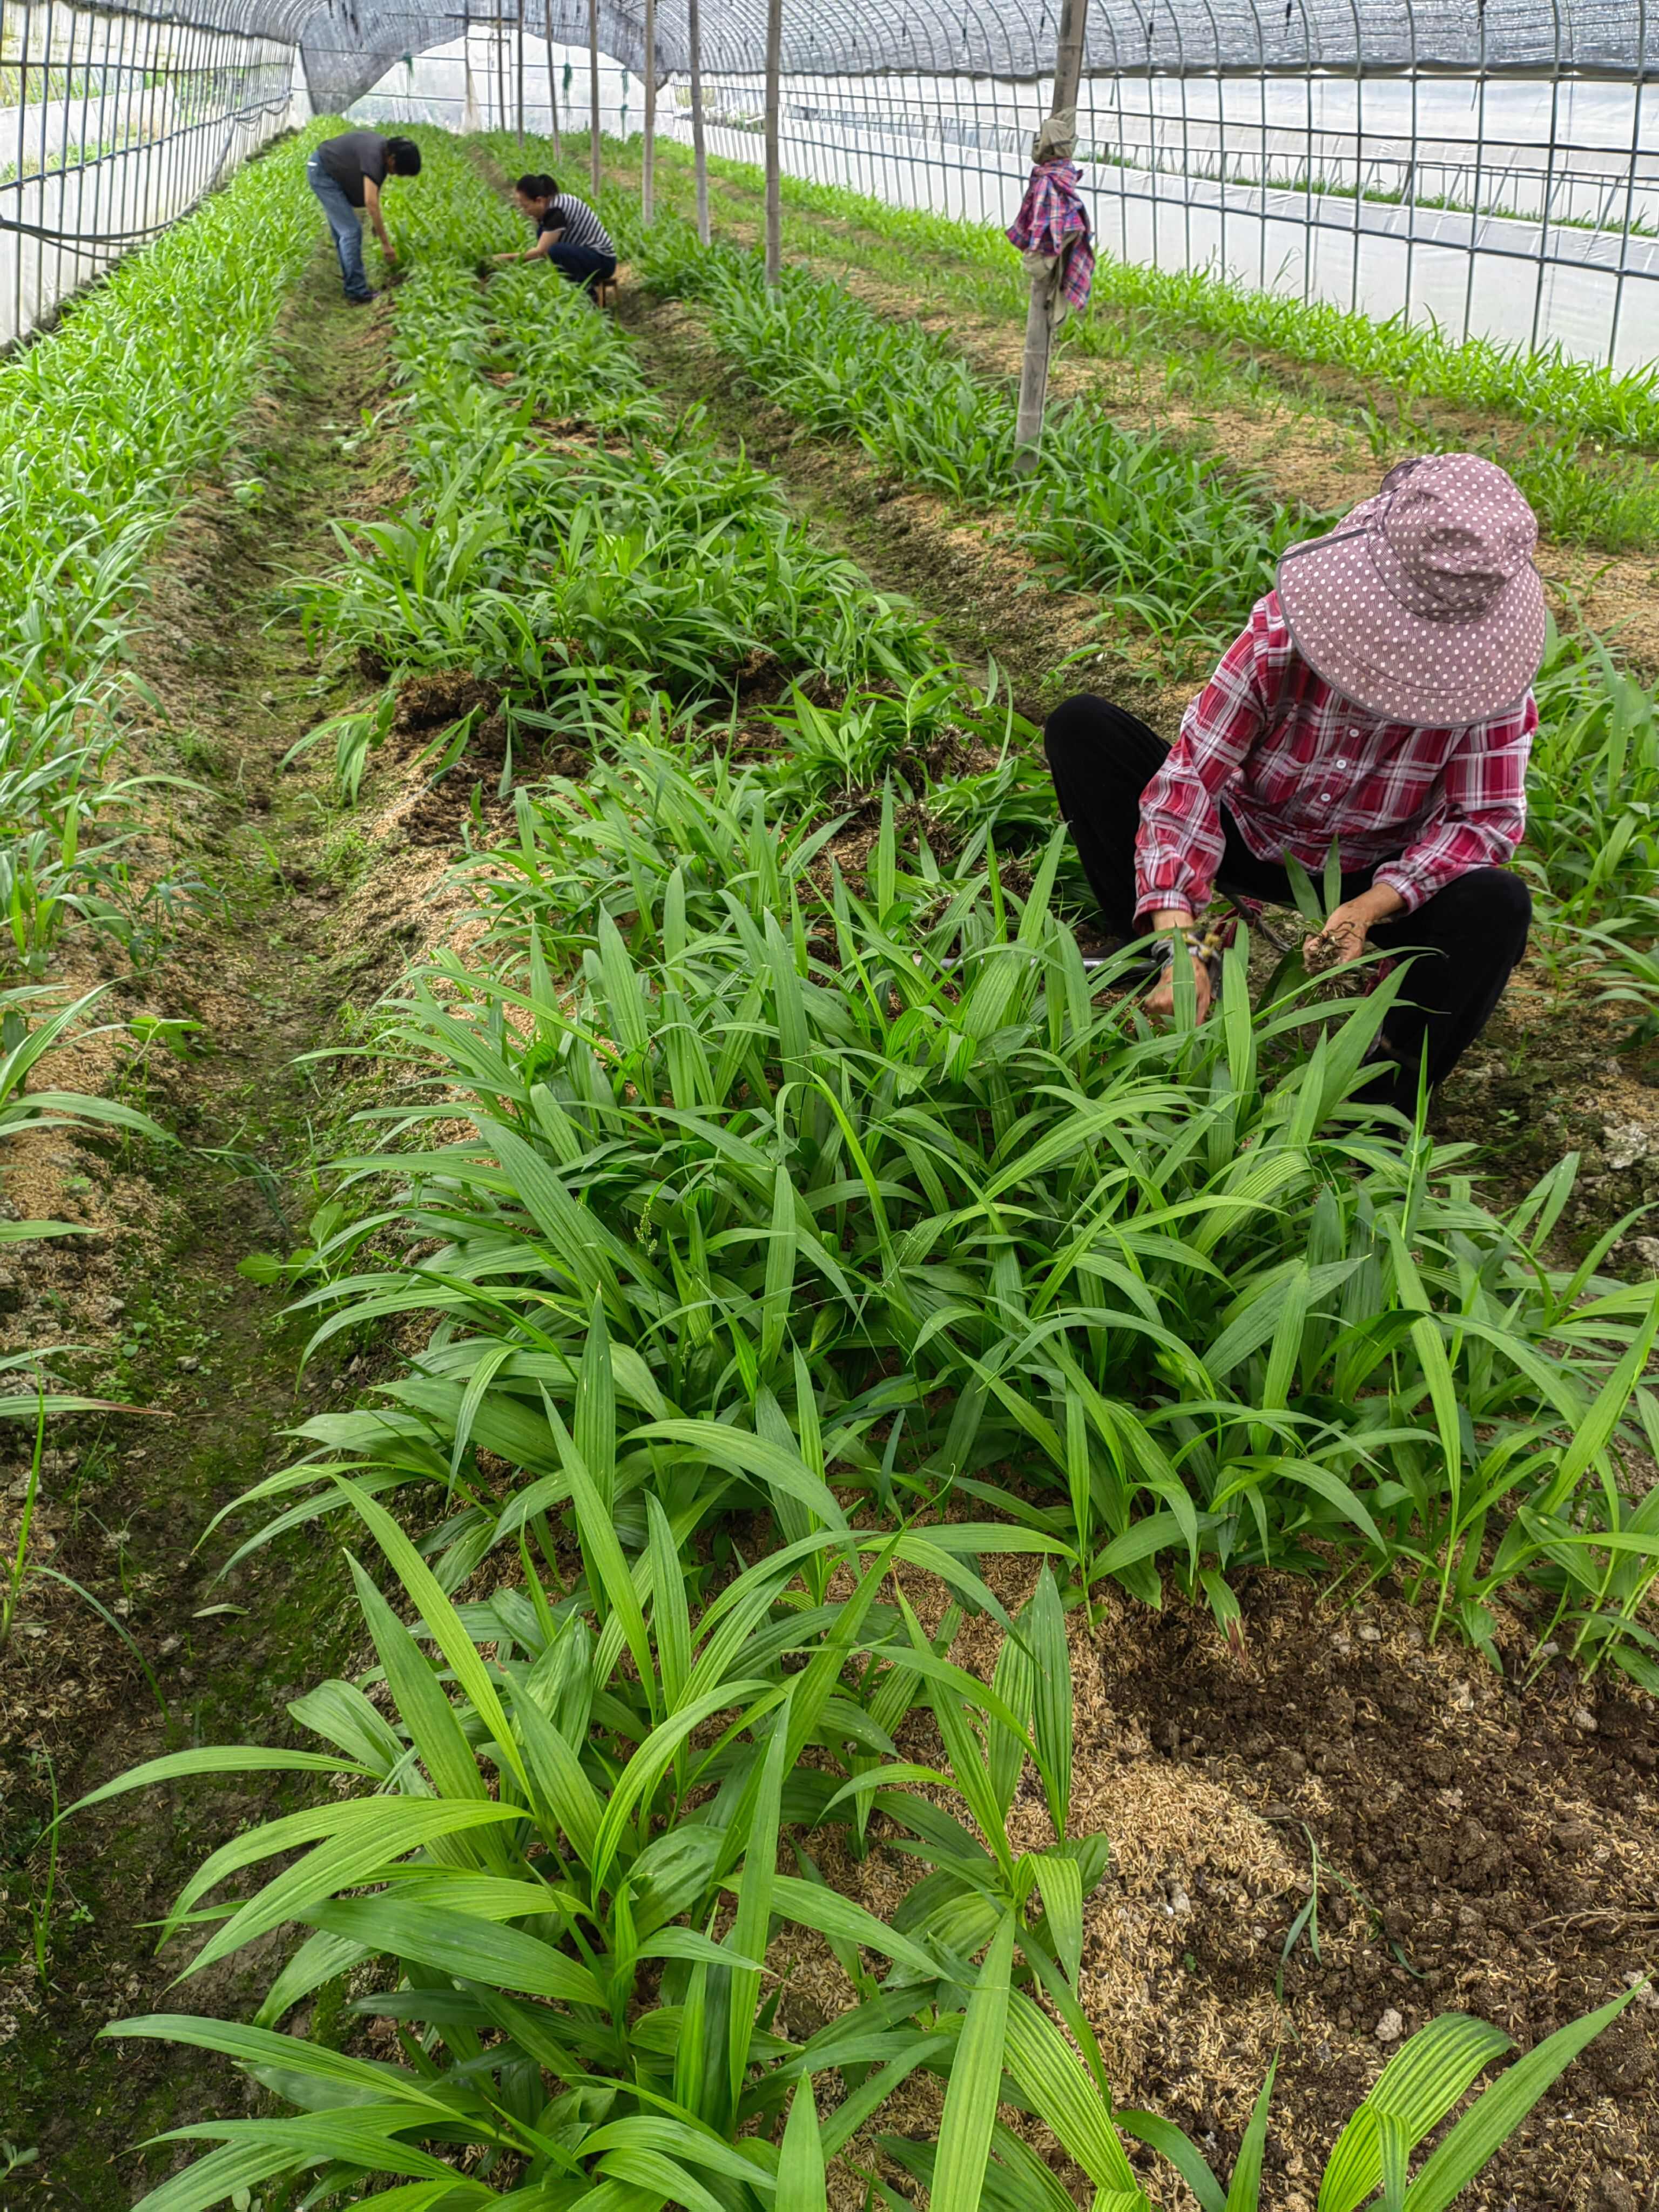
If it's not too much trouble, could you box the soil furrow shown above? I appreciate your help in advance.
[0,242,407,2200]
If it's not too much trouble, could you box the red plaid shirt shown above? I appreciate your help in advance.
[1007,159,1095,312]
[1135,591,1535,920]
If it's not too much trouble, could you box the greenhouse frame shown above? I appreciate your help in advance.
[2,0,1655,359]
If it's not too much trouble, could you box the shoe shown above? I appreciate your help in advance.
[345,291,377,306]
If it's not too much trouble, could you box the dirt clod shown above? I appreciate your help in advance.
[392,666,502,734]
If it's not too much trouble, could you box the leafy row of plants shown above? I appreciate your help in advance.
[0,118,335,975]
[287,135,1659,1683]
[611,138,1659,558]
[562,146,1659,998]
[1526,632,1659,950]
[260,723,1659,1673]
[291,133,960,800]
[634,136,1659,462]
[71,135,1654,2211]
[85,1475,1643,2211]
[601,200,1327,651]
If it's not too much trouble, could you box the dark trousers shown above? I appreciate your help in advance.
[548,242,616,292]
[1045,695,1531,1112]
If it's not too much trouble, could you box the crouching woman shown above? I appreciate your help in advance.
[1044,453,1545,1118]
[495,173,618,295]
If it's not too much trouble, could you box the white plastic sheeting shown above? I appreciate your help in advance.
[670,67,1659,371]
[298,0,1658,113]
[342,29,640,136]
[4,0,1655,367]
[1,0,296,346]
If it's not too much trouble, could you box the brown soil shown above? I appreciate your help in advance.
[762,1551,1658,2211]
[613,285,1176,731]
[0,245,481,2198]
[1071,1572,1659,2209]
[393,666,503,734]
[1435,965,1659,1238]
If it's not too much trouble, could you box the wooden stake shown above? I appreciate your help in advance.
[515,0,525,141]
[688,0,710,245]
[642,0,657,224]
[1013,0,1089,469]
[763,0,783,284]
[588,0,601,198]
[544,0,561,157]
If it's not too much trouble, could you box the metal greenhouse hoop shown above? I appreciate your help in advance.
[1,0,1654,367]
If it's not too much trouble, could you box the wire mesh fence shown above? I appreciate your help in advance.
[1,0,296,346]
[665,62,1658,374]
[3,0,1656,373]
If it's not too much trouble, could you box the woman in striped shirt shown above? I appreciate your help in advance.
[495,173,618,296]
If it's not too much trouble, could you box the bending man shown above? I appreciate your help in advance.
[1045,453,1546,1117]
[306,129,422,305]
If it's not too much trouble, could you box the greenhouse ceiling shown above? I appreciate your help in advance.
[287,0,1657,112]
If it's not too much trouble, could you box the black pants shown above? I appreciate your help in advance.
[548,242,616,293]
[1045,695,1531,1113]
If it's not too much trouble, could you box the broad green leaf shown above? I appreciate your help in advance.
[577,1294,619,1513]
[1115,2108,1226,2212]
[778,2078,828,2212]
[766,1873,942,1980]
[65,1745,367,1822]
[1404,1988,1639,2212]
[309,1896,605,2006]
[550,1401,654,1694]
[173,1798,522,1979]
[347,1555,490,1810]
[336,1478,529,1796]
[1223,2061,1275,2212]
[932,1912,1016,2212]
[730,1701,792,2101]
[1027,1567,1073,1836]
[1318,2014,1512,2212]
[1003,1992,1142,2198]
[1036,1851,1085,1985]
[120,2139,306,2212]
[645,1492,693,1716]
[104,2014,455,2114]
[592,1678,779,1898]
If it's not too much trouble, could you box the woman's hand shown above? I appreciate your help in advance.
[1305,883,1406,973]
[1142,909,1212,1026]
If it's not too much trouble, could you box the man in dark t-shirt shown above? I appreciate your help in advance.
[306,129,422,304]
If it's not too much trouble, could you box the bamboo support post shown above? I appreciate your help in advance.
[688,0,709,245]
[514,0,525,141]
[1013,0,1089,470]
[588,0,600,197]
[544,0,561,156]
[763,0,782,284]
[642,0,656,224]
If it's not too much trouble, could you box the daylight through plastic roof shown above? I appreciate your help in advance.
[293,0,1656,116]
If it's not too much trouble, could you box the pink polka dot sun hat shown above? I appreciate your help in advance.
[1276,453,1547,726]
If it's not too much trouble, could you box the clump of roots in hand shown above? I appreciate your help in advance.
[1303,925,1347,977]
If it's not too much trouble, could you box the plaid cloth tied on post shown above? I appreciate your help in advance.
[1006,157,1096,313]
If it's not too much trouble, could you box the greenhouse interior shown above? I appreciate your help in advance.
[2,0,1658,2203]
